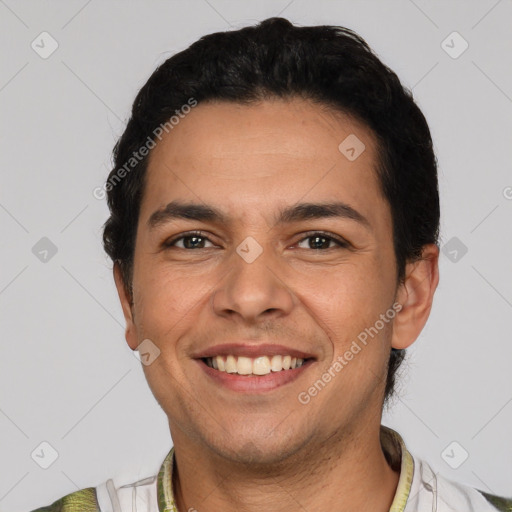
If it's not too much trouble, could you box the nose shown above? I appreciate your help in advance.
[211,245,295,324]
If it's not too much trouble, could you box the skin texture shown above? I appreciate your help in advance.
[114,97,439,512]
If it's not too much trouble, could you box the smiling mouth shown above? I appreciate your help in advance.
[201,355,314,376]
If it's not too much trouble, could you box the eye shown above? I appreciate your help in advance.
[162,230,350,251]
[163,231,216,250]
[295,232,350,250]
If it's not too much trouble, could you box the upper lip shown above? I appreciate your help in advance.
[192,343,316,360]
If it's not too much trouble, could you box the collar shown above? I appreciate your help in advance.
[156,425,415,512]
[381,425,415,511]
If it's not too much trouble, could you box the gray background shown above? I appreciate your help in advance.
[1,1,511,510]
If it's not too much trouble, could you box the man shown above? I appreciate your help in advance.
[31,17,511,512]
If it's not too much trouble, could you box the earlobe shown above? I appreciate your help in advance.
[391,244,440,350]
[113,262,139,351]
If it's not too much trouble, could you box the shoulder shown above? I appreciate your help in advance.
[437,473,512,511]
[29,487,100,512]
[27,448,173,512]
[28,474,161,512]
[411,455,512,512]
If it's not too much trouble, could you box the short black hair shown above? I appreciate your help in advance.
[102,17,440,403]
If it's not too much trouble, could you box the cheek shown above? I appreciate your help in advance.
[303,259,394,354]
[132,264,199,341]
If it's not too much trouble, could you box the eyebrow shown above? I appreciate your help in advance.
[147,200,371,231]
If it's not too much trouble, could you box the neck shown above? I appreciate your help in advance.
[170,422,400,512]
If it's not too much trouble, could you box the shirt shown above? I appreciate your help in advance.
[30,425,512,512]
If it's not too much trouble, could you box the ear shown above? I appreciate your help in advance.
[113,262,139,351]
[391,244,440,350]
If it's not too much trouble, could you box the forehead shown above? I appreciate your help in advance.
[140,98,388,229]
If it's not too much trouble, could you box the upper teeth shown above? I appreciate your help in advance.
[205,355,305,375]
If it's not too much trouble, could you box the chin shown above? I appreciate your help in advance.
[205,425,313,467]
[216,442,295,466]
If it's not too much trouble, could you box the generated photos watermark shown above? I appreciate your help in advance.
[93,97,198,200]
[298,301,403,405]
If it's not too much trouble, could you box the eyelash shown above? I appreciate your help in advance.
[163,230,350,251]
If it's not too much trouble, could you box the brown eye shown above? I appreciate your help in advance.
[164,231,215,249]
[296,232,349,250]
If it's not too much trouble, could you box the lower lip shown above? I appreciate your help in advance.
[196,359,314,393]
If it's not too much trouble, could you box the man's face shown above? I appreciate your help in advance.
[121,98,401,464]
